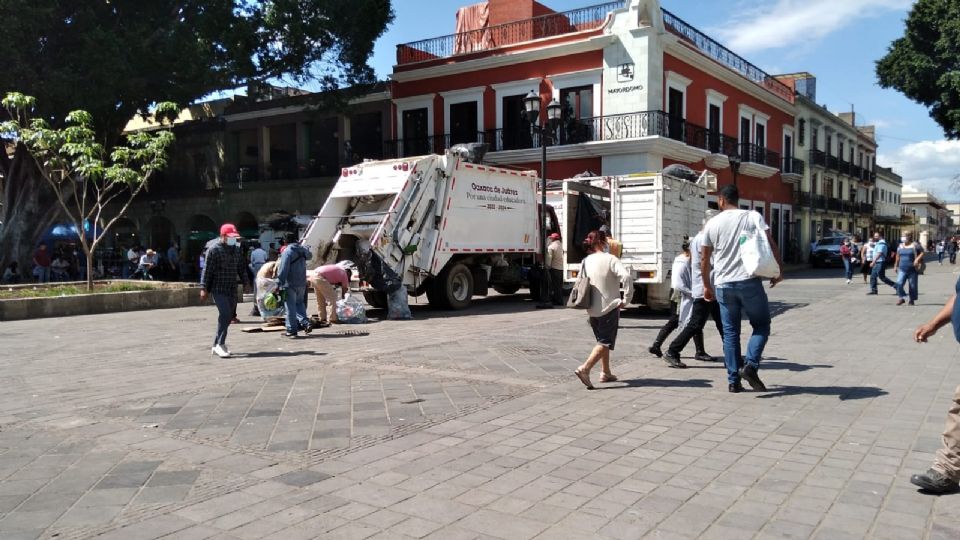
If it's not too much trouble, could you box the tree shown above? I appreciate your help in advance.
[876,0,960,138]
[0,0,394,273]
[2,93,177,291]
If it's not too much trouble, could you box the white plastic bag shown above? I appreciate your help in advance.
[255,276,286,320]
[336,294,368,324]
[739,212,781,278]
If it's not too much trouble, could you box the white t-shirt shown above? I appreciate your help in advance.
[702,209,770,287]
[582,252,634,318]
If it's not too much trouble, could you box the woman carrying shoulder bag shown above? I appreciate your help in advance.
[894,231,924,306]
[573,231,634,390]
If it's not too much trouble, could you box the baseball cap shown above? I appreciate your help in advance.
[549,233,561,240]
[220,223,241,237]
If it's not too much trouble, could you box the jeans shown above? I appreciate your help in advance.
[870,262,896,293]
[284,286,308,334]
[212,292,236,346]
[939,252,945,264]
[716,278,771,385]
[895,267,919,302]
[549,269,564,305]
[842,258,853,280]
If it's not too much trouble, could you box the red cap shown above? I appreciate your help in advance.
[220,223,240,237]
[549,233,561,240]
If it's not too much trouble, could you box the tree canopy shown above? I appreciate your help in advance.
[876,0,960,138]
[0,0,394,139]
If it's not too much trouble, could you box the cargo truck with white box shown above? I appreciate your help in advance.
[558,168,712,311]
[300,149,559,309]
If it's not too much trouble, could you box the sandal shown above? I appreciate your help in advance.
[574,368,594,390]
[599,374,618,383]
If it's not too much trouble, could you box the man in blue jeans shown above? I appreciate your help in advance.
[276,234,313,338]
[867,231,897,295]
[200,224,249,358]
[701,185,784,393]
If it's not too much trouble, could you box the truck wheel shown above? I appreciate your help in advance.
[432,263,473,310]
[363,290,388,309]
[493,283,521,295]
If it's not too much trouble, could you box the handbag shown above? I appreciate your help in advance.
[739,211,781,279]
[566,261,592,309]
[915,245,927,274]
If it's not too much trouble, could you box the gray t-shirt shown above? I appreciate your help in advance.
[701,209,770,287]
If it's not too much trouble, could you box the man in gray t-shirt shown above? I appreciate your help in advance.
[701,184,784,393]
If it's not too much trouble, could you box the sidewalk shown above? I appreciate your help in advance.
[0,264,958,539]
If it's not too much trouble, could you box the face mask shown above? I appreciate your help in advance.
[900,237,907,243]
[226,237,238,247]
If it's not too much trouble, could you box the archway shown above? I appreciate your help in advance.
[186,214,218,277]
[146,216,176,251]
[112,218,139,250]
[234,211,259,239]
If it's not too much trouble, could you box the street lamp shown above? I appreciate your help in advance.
[728,154,741,187]
[523,90,562,309]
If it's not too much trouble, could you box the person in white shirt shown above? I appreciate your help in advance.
[136,249,158,280]
[702,185,783,393]
[573,231,634,390]
[649,240,694,369]
[546,233,564,305]
[248,242,269,316]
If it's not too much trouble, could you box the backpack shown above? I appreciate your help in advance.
[840,244,851,257]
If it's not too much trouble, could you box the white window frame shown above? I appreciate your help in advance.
[706,90,727,134]
[394,95,435,139]
[549,69,602,119]
[754,114,769,148]
[440,86,485,138]
[492,78,544,131]
[665,71,692,119]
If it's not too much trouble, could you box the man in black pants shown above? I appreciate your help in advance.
[665,210,723,362]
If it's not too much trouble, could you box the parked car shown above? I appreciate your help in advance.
[810,236,847,267]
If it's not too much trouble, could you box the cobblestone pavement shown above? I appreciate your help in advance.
[1,263,958,539]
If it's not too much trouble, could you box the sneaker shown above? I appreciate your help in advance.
[212,344,231,358]
[728,382,744,393]
[648,345,663,358]
[896,299,905,306]
[301,321,313,335]
[230,317,241,324]
[846,279,851,285]
[910,468,960,494]
[739,364,766,391]
[909,300,915,306]
[284,332,298,338]
[662,352,687,369]
[866,291,878,295]
[694,352,717,362]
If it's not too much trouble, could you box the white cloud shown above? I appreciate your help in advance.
[878,139,960,198]
[714,0,914,55]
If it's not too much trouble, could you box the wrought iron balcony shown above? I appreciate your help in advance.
[740,142,780,168]
[809,149,826,168]
[827,197,843,212]
[396,1,624,65]
[661,9,794,103]
[782,157,804,176]
[826,154,839,171]
[839,159,852,176]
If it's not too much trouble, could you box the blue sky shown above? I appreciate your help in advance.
[365,0,958,197]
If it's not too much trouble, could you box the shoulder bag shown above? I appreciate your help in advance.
[566,260,592,309]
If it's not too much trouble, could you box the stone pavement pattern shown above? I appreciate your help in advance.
[0,265,958,539]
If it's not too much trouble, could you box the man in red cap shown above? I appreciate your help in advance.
[200,224,249,358]
[547,232,564,306]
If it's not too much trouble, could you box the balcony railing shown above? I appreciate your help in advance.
[851,164,864,180]
[229,160,338,183]
[740,142,780,168]
[396,1,624,65]
[827,197,843,212]
[826,154,839,171]
[782,157,804,176]
[839,159,852,176]
[661,9,794,103]
[810,149,826,168]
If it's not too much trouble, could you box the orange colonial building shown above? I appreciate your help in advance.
[390,0,802,255]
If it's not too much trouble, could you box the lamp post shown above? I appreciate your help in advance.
[523,90,562,309]
[728,154,741,187]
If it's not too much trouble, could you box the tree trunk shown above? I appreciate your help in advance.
[0,143,61,276]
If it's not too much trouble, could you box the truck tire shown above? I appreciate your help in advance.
[363,290,388,309]
[493,283,521,295]
[431,262,474,310]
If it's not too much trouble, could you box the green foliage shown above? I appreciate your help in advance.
[0,1,394,139]
[876,0,960,138]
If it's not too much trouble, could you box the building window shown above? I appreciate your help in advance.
[401,108,430,156]
[838,141,844,160]
[826,134,832,156]
[812,127,819,151]
[708,104,721,152]
[798,119,806,146]
[448,101,479,146]
[559,86,594,145]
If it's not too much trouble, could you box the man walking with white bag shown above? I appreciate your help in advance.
[701,185,784,393]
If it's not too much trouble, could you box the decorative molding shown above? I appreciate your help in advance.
[739,162,779,179]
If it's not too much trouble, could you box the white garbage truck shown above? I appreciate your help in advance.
[557,168,712,310]
[300,149,558,309]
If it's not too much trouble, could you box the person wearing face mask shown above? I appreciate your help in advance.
[894,231,924,306]
[867,231,897,295]
[200,223,250,358]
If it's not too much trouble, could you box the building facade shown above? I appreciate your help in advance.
[777,74,877,260]
[902,190,952,247]
[391,0,799,259]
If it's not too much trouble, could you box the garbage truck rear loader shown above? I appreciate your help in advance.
[300,150,553,309]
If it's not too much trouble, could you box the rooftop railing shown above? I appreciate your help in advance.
[396,1,624,65]
[661,9,794,103]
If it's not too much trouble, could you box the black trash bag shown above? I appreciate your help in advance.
[355,247,403,294]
